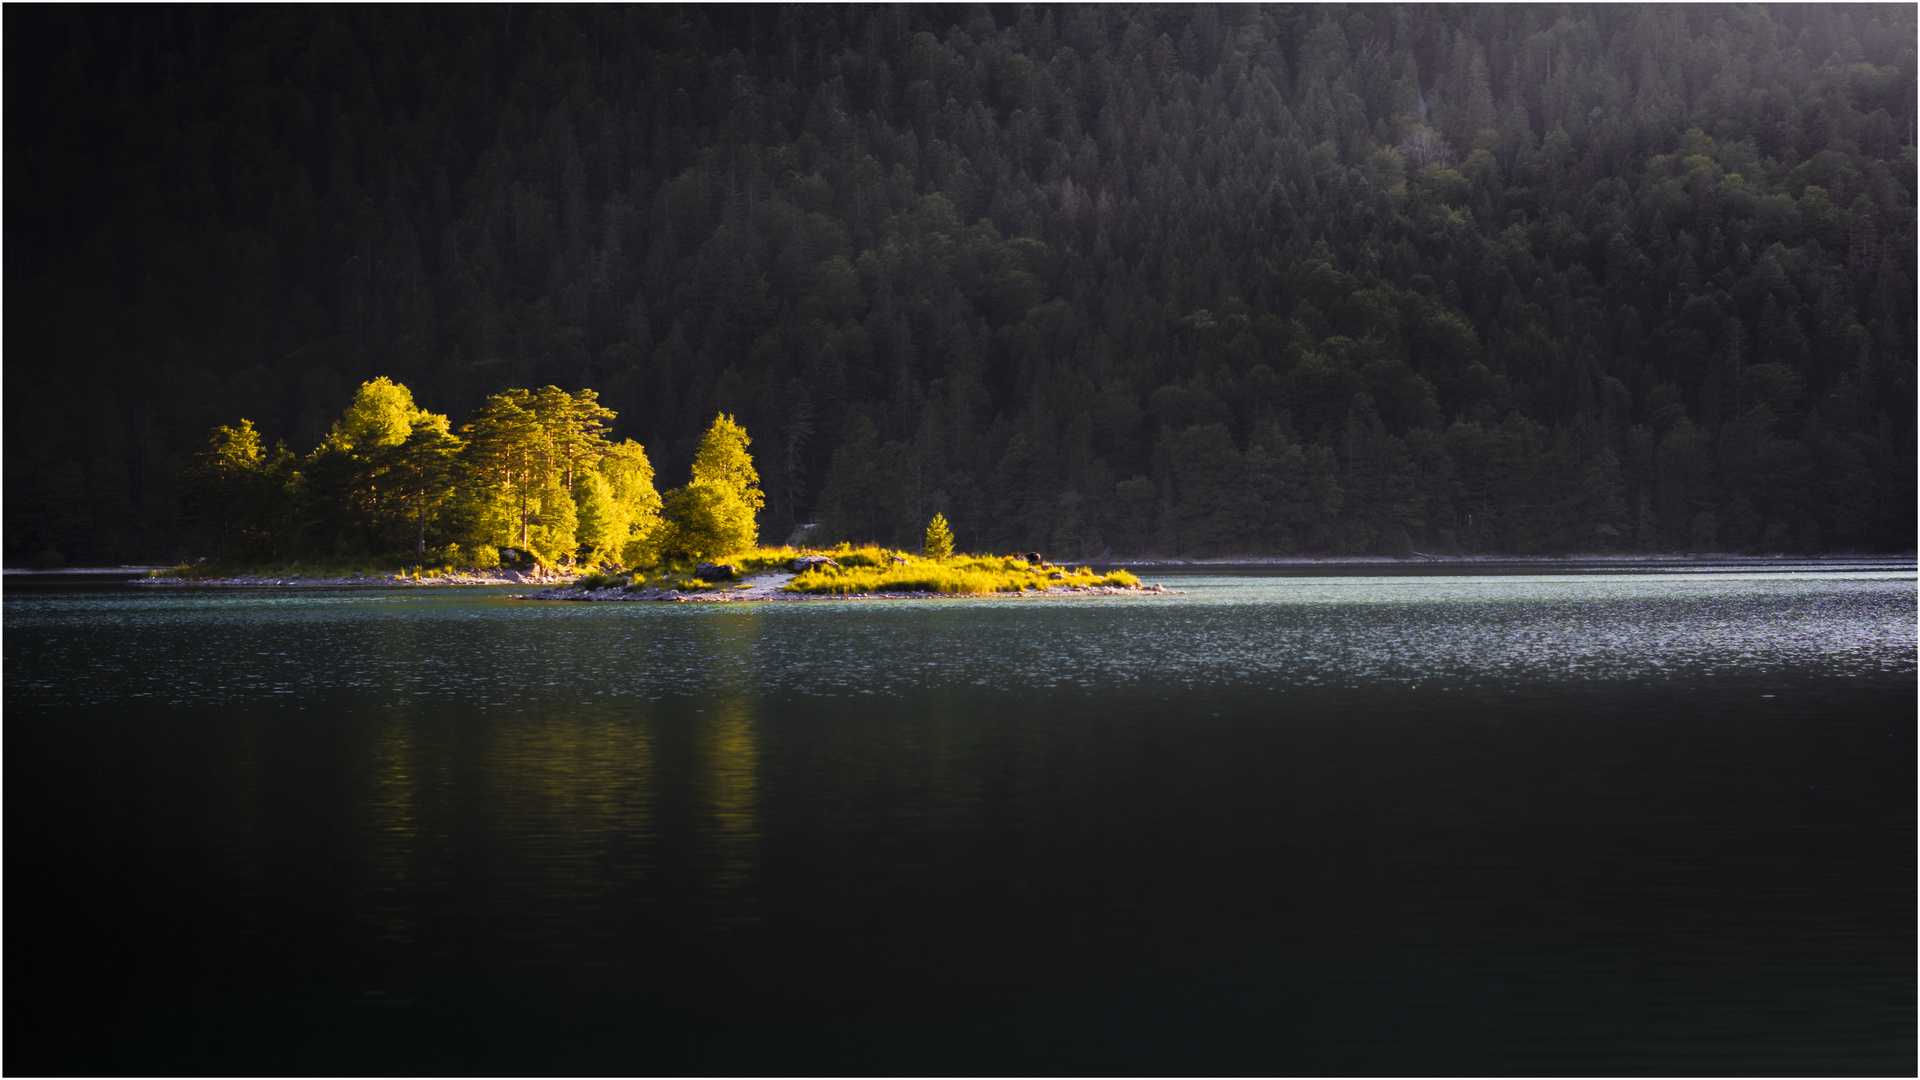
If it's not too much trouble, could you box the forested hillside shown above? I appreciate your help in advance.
[7,4,1914,564]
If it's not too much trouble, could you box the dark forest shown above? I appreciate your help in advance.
[6,3,1914,564]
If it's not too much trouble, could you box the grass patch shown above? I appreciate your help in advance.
[781,545,1134,595]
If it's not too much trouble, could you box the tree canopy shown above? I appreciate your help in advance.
[7,5,1913,564]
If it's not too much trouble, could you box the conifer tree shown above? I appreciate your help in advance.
[460,390,553,556]
[179,420,265,554]
[924,513,954,559]
[532,386,616,493]
[384,418,463,556]
[690,414,764,514]
[100,7,1918,563]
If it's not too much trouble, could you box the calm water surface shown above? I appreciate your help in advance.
[6,564,1914,1073]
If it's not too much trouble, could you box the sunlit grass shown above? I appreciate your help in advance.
[781,544,1137,595]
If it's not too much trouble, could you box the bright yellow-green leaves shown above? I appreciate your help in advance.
[328,377,445,452]
[526,470,577,566]
[690,413,763,510]
[456,388,667,566]
[459,389,550,553]
[924,513,954,559]
[658,481,758,561]
[192,419,265,474]
[388,420,464,555]
[658,414,765,560]
[184,379,746,569]
[532,385,615,493]
[573,470,621,558]
[178,420,271,553]
[598,439,664,566]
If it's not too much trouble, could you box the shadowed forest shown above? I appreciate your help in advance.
[6,4,1914,564]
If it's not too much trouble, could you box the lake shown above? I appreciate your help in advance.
[5,561,1914,1074]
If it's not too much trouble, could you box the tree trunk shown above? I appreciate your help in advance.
[520,476,531,549]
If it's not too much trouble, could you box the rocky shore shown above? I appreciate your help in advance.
[133,567,573,587]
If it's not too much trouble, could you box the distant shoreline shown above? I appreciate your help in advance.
[1107,552,1917,568]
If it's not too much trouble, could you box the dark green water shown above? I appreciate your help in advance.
[6,564,1914,1074]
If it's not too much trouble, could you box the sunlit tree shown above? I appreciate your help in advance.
[460,389,552,555]
[179,419,265,554]
[383,416,463,556]
[658,414,763,560]
[924,512,954,559]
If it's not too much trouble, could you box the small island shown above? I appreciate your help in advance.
[149,379,1165,601]
[520,544,1161,603]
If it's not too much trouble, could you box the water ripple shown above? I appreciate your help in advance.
[7,572,1913,708]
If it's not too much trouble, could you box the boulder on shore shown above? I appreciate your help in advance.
[695,562,741,580]
[793,555,838,573]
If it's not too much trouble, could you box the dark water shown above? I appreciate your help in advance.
[6,564,1914,1074]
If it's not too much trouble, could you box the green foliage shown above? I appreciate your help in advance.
[657,414,763,560]
[178,420,270,555]
[448,384,629,564]
[12,7,1915,562]
[383,419,463,556]
[573,470,621,561]
[525,471,578,567]
[167,377,671,569]
[658,481,757,562]
[690,413,764,511]
[327,377,439,453]
[533,386,616,493]
[924,513,955,559]
[600,439,664,561]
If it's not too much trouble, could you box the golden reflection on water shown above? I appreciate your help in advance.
[363,713,420,944]
[481,708,657,882]
[694,609,764,921]
[699,697,760,913]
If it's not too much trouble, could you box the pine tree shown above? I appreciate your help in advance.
[690,413,765,514]
[384,418,463,557]
[924,512,955,558]
[460,390,553,556]
[179,420,265,554]
[531,386,615,493]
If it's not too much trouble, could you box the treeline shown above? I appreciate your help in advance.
[7,4,1914,563]
[183,377,763,567]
